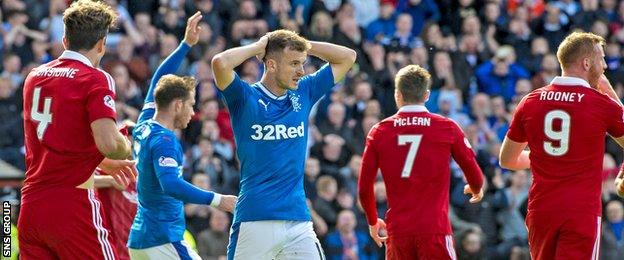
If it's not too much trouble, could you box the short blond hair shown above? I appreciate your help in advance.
[395,65,431,103]
[556,32,605,71]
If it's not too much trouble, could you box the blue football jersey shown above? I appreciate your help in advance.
[221,64,335,223]
[127,120,186,249]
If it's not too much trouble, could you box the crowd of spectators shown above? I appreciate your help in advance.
[3,0,624,259]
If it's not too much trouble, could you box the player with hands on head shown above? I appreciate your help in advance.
[358,64,484,260]
[127,12,236,260]
[212,29,356,259]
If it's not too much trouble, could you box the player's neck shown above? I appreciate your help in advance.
[70,49,101,67]
[260,74,288,97]
[561,70,589,83]
[153,111,175,131]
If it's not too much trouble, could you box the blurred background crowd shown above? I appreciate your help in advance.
[2,0,624,259]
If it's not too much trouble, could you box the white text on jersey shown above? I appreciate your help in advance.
[539,91,585,103]
[394,117,431,127]
[34,67,79,78]
[251,122,304,140]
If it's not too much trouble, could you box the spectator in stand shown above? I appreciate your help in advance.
[366,0,396,43]
[314,175,339,228]
[601,200,624,260]
[184,173,213,237]
[475,45,530,102]
[230,0,268,46]
[197,209,231,260]
[531,53,560,90]
[0,76,23,170]
[396,0,440,37]
[457,228,487,260]
[325,210,378,260]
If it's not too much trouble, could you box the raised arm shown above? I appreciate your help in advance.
[139,12,202,123]
[211,36,267,90]
[307,41,357,84]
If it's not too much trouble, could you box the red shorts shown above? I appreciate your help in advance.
[386,234,457,260]
[18,187,117,259]
[526,211,601,260]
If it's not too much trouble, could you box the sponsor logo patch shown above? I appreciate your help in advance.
[103,95,115,111]
[158,156,178,167]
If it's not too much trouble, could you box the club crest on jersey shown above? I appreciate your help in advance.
[158,156,178,167]
[103,95,115,111]
[289,93,301,112]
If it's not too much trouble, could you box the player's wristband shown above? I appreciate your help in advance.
[210,193,222,207]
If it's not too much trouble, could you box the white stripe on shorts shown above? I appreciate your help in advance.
[88,189,115,260]
[591,216,601,260]
[445,235,457,260]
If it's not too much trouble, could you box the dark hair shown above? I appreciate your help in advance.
[154,75,197,109]
[63,0,117,51]
[395,65,431,103]
[264,29,311,61]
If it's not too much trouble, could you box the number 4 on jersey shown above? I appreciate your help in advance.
[31,87,53,140]
[398,135,423,178]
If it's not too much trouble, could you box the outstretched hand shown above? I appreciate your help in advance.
[369,218,388,247]
[99,158,137,188]
[464,184,484,203]
[183,11,203,46]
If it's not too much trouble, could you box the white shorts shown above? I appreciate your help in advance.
[227,220,325,260]
[129,240,201,260]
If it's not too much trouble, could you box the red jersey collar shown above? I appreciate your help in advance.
[58,50,94,67]
[398,104,428,113]
[550,76,591,88]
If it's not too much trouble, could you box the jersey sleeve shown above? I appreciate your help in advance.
[506,96,528,142]
[450,122,484,193]
[219,72,250,117]
[150,135,217,205]
[298,63,335,104]
[358,124,381,226]
[606,101,624,138]
[138,42,191,123]
[86,71,117,123]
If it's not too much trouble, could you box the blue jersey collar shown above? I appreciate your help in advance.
[258,82,288,100]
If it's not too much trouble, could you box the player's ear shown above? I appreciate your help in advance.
[265,58,277,72]
[423,89,430,103]
[175,99,183,112]
[95,37,106,54]
[583,57,591,71]
[62,37,68,50]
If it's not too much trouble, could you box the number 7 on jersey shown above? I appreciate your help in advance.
[398,135,423,178]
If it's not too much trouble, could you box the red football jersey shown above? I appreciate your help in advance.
[95,169,137,260]
[507,76,624,215]
[22,51,117,201]
[359,105,484,237]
